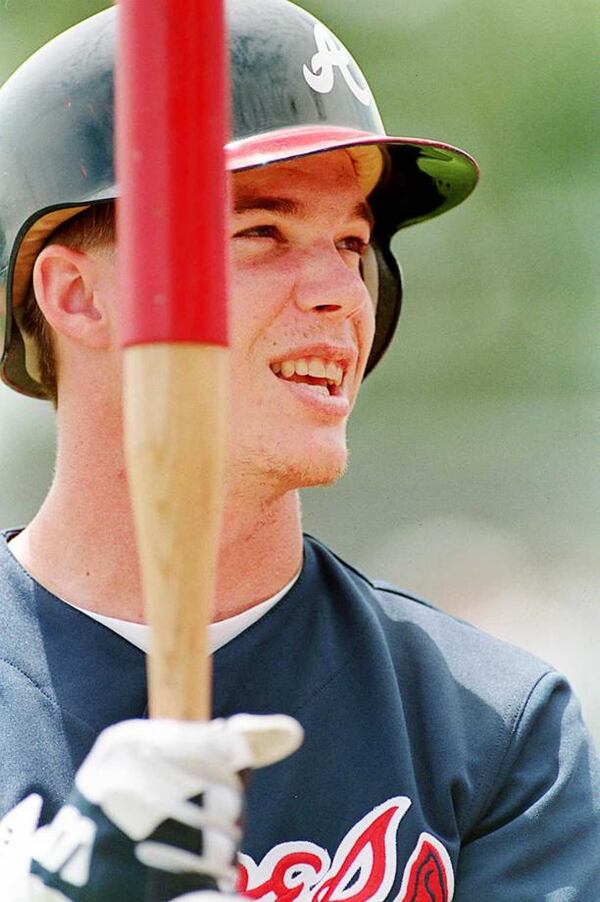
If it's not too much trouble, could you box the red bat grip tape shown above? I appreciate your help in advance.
[116,0,229,347]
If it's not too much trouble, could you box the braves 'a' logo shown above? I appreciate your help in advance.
[302,22,372,107]
[237,797,454,902]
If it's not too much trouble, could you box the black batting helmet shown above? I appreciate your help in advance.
[0,0,479,400]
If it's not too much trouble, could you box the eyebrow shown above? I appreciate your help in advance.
[233,195,374,230]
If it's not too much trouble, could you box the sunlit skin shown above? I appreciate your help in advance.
[8,150,376,622]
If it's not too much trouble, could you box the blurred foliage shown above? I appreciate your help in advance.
[0,0,110,70]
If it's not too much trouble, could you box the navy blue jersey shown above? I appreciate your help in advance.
[1,529,599,900]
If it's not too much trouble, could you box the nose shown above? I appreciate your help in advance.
[292,242,371,321]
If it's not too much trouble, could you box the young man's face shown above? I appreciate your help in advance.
[59,148,375,495]
[227,149,376,491]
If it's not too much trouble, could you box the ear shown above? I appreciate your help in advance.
[32,244,112,350]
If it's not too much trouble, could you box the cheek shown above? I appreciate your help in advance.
[365,292,377,333]
[228,283,264,358]
[228,259,291,349]
[358,291,377,354]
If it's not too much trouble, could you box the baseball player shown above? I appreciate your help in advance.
[0,1,599,899]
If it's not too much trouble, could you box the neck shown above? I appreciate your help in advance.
[9,414,303,623]
[215,489,303,620]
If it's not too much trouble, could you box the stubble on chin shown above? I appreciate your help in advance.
[264,445,349,491]
[228,442,349,496]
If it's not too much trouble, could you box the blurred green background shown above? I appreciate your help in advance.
[1,1,598,740]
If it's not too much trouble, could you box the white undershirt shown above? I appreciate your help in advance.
[69,569,300,654]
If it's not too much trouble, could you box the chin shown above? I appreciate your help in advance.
[286,454,347,489]
[258,439,348,490]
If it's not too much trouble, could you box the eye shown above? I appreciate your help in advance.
[233,224,281,240]
[337,235,370,256]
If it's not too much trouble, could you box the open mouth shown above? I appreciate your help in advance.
[270,356,345,397]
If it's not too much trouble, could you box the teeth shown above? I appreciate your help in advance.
[271,356,344,386]
[326,360,340,383]
[307,357,326,379]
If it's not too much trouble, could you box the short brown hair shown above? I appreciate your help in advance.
[19,201,116,406]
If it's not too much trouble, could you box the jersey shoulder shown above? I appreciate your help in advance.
[303,535,600,838]
[304,533,558,711]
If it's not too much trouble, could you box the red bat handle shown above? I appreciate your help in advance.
[118,0,229,347]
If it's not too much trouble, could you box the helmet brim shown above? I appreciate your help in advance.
[227,125,479,225]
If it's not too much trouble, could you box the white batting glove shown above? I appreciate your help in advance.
[0,714,303,902]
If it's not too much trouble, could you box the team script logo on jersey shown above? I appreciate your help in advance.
[302,22,372,107]
[238,797,454,902]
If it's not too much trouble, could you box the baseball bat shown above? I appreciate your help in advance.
[116,0,229,719]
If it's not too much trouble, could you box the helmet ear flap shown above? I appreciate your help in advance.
[4,306,50,399]
[364,239,403,376]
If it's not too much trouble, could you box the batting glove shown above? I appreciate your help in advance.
[0,714,303,902]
